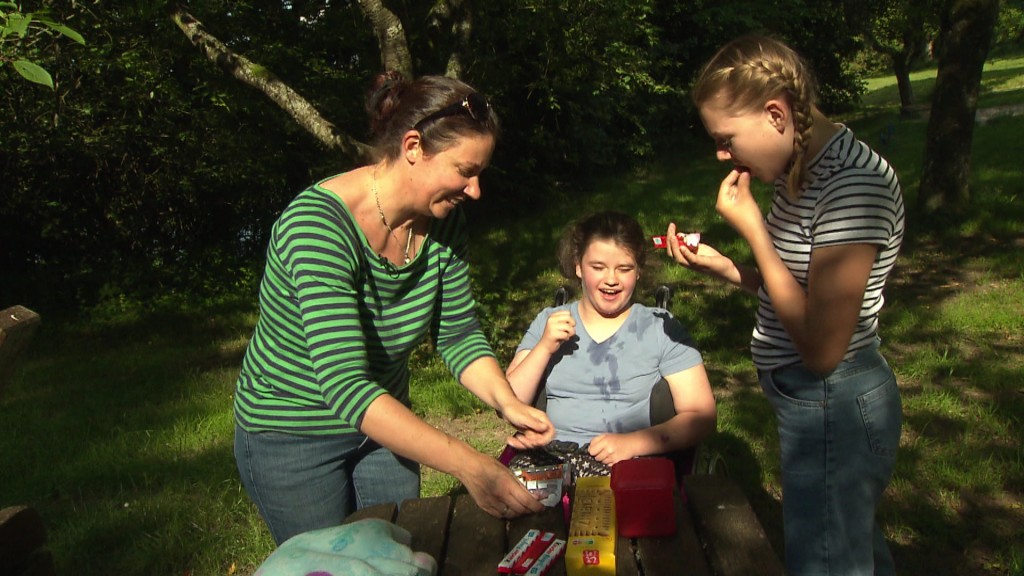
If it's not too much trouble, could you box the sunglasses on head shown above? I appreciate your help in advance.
[413,92,490,133]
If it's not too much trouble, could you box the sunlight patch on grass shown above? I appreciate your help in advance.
[410,357,490,419]
[937,279,1024,334]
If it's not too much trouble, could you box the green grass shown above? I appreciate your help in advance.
[2,55,1024,575]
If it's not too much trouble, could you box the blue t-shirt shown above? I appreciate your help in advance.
[516,302,703,446]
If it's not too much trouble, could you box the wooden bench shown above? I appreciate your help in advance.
[684,474,783,576]
[0,305,41,393]
[344,474,782,576]
[0,306,55,576]
[0,506,55,576]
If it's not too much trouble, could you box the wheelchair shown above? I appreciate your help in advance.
[505,284,726,495]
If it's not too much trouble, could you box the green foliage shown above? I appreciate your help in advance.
[846,0,941,78]
[661,0,868,109]
[0,1,85,88]
[462,0,875,215]
[472,0,681,186]
[1,2,345,313]
[994,0,1024,48]
[0,0,1009,321]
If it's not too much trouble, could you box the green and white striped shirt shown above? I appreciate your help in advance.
[234,179,495,435]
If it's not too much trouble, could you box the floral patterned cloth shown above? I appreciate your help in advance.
[254,518,437,576]
[505,440,611,481]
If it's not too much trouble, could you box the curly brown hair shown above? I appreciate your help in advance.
[557,211,646,280]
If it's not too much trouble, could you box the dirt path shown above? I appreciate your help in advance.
[976,103,1024,124]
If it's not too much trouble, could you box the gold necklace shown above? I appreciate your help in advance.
[372,167,414,264]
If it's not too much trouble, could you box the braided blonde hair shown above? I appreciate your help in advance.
[691,35,818,200]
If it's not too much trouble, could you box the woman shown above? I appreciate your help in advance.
[234,71,554,545]
[664,34,905,575]
[507,211,716,467]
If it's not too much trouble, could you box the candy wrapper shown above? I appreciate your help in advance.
[511,463,570,508]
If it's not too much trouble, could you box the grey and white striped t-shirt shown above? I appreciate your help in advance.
[752,125,905,370]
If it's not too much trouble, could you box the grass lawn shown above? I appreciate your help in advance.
[1,56,1022,575]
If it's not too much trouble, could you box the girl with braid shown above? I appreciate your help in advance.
[662,35,905,575]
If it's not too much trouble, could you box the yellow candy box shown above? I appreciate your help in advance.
[565,475,616,575]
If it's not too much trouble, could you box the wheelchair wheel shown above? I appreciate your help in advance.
[692,444,728,476]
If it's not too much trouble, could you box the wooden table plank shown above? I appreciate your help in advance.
[684,475,785,576]
[342,502,397,524]
[509,503,566,542]
[443,494,507,576]
[397,496,451,570]
[615,534,641,576]
[0,305,41,392]
[635,491,711,576]
[0,505,56,576]
[336,473,781,576]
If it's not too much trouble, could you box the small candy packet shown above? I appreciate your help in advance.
[511,463,570,507]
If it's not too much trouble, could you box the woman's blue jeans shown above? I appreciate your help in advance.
[234,424,420,545]
[759,342,902,576]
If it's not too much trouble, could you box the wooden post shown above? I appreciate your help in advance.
[0,305,41,392]
[0,506,56,576]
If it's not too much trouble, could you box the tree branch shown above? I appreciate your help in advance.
[428,0,470,78]
[355,0,413,77]
[169,5,372,161]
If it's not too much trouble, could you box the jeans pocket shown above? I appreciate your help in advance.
[858,375,902,458]
[762,366,826,408]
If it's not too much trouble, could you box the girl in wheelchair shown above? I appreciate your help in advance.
[505,211,717,478]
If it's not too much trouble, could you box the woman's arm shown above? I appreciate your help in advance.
[359,394,545,517]
[460,356,555,449]
[588,364,717,465]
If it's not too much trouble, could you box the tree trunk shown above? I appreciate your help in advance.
[894,27,925,115]
[425,0,472,78]
[438,0,472,78]
[356,0,414,77]
[917,0,1000,216]
[169,6,373,161]
[893,53,915,114]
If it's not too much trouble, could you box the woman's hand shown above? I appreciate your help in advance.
[715,168,766,240]
[502,402,555,450]
[458,451,545,518]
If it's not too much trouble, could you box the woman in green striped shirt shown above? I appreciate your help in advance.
[234,72,555,545]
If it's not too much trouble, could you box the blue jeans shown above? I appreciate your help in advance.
[759,342,902,576]
[234,424,420,545]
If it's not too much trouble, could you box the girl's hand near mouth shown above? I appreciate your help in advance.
[715,168,766,242]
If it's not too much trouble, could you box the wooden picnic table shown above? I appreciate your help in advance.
[0,306,55,576]
[0,305,41,393]
[344,473,783,576]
